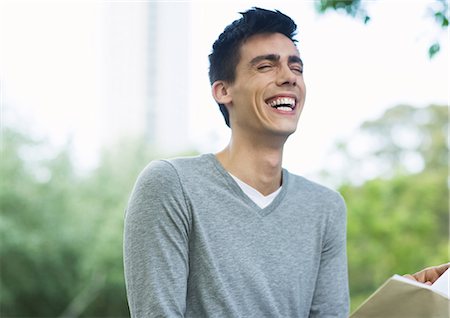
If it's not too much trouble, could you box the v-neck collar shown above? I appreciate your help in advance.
[205,153,289,217]
[229,173,282,209]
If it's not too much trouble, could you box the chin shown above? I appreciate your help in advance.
[278,123,299,134]
[269,127,298,138]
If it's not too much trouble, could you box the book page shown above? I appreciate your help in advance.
[350,273,450,318]
[431,268,449,298]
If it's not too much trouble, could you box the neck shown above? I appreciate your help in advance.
[215,132,286,196]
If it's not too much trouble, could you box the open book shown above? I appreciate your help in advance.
[350,269,449,318]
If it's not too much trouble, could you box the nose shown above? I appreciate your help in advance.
[276,64,297,86]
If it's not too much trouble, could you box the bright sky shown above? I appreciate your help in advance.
[1,0,448,183]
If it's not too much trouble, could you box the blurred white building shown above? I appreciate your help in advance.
[99,1,192,155]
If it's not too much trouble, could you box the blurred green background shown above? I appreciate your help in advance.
[1,103,448,317]
[1,0,449,316]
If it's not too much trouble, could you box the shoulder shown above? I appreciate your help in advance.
[135,154,210,188]
[128,157,202,212]
[135,159,178,188]
[287,171,346,211]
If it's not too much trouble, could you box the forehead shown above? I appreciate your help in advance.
[239,33,300,62]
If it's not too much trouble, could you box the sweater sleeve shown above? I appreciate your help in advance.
[124,160,191,318]
[309,194,350,318]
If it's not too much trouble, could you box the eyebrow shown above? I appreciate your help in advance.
[249,54,303,67]
[288,55,303,66]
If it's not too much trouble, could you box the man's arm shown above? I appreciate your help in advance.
[124,160,191,317]
[309,195,349,318]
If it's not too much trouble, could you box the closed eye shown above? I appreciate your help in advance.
[257,64,273,72]
[290,64,303,74]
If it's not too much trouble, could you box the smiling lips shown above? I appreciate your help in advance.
[266,96,296,112]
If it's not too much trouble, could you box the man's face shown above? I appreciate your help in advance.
[226,32,306,138]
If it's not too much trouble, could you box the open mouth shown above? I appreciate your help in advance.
[265,96,296,112]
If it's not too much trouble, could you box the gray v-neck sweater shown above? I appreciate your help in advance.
[124,154,349,317]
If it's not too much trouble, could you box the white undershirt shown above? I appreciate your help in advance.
[229,173,282,209]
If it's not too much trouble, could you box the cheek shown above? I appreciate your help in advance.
[232,83,258,106]
[299,78,306,94]
[230,77,272,113]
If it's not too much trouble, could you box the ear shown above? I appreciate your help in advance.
[211,81,232,105]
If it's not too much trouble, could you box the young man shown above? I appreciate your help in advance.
[124,7,349,317]
[124,7,448,317]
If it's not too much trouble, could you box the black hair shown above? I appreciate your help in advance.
[208,7,298,127]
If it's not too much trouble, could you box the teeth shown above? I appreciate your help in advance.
[277,106,293,112]
[267,97,296,108]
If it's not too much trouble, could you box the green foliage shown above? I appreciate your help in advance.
[1,129,82,316]
[429,42,441,58]
[342,170,449,310]
[433,0,449,27]
[315,0,449,58]
[0,125,193,316]
[315,0,370,23]
[329,104,448,183]
[333,104,449,311]
[361,104,448,173]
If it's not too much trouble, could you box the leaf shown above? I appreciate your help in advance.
[428,43,440,58]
